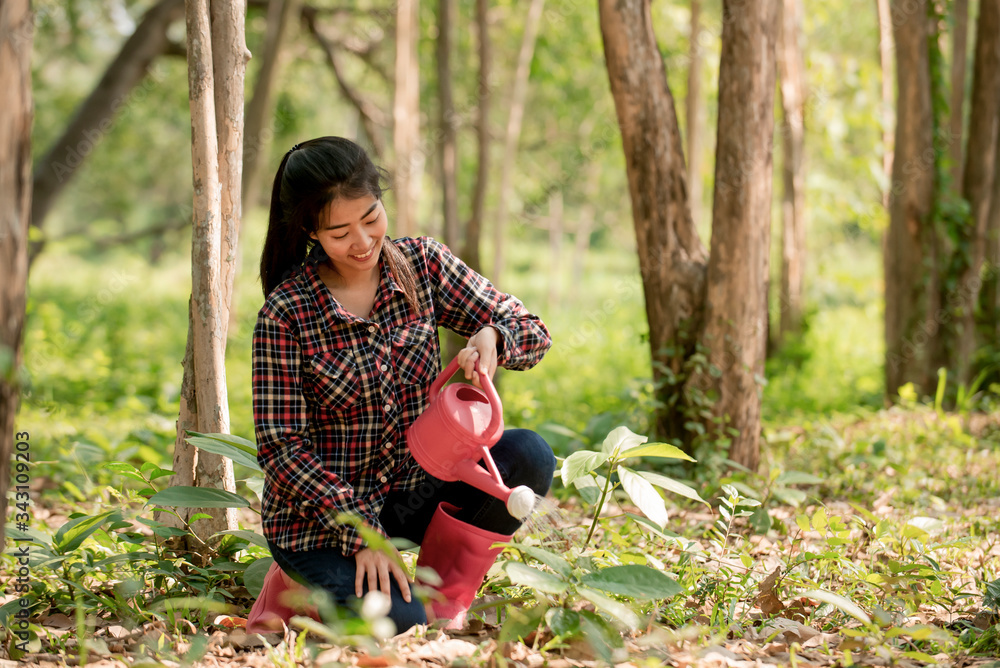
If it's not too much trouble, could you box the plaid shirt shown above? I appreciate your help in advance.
[252,236,551,556]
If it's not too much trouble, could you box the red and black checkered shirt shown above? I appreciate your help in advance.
[252,236,551,556]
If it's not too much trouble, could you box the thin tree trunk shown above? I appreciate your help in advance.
[979,123,1000,349]
[243,0,299,212]
[437,0,459,250]
[695,0,779,472]
[953,0,1000,385]
[29,0,184,264]
[598,0,709,444]
[885,0,935,398]
[491,0,545,283]
[686,0,704,229]
[0,0,33,553]
[171,0,247,549]
[876,0,895,207]
[777,0,807,342]
[393,0,420,237]
[462,0,491,273]
[949,0,969,187]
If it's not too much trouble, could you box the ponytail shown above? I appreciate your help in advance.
[260,150,310,299]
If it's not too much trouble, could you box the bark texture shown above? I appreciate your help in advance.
[598,0,708,443]
[686,0,704,229]
[696,0,779,471]
[393,0,420,237]
[777,0,807,341]
[492,0,545,283]
[885,0,935,397]
[0,0,33,552]
[949,0,969,187]
[29,0,184,263]
[437,0,459,250]
[876,0,895,207]
[951,0,1000,384]
[462,0,491,273]
[172,0,249,548]
[980,122,1000,348]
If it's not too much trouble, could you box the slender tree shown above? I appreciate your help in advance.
[598,0,709,447]
[694,0,780,471]
[777,0,807,342]
[0,0,33,552]
[492,0,545,283]
[884,0,935,397]
[463,0,492,273]
[948,0,969,187]
[437,0,460,250]
[686,0,705,229]
[393,0,420,236]
[170,0,249,551]
[875,0,895,207]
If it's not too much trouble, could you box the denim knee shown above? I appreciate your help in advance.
[495,429,556,496]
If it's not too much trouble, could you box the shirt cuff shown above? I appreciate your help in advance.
[490,322,515,367]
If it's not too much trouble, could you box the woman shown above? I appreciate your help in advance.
[246,137,555,633]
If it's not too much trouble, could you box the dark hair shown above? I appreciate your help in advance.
[259,136,420,312]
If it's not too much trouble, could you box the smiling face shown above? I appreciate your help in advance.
[310,195,388,286]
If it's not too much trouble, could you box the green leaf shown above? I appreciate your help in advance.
[504,561,569,595]
[510,543,573,578]
[984,577,1000,610]
[577,587,640,630]
[573,473,603,504]
[625,513,679,541]
[243,557,273,599]
[619,467,668,529]
[53,510,123,554]
[546,608,581,638]
[560,450,609,487]
[637,471,706,504]
[749,506,773,534]
[600,426,647,457]
[146,486,250,509]
[803,589,871,625]
[213,529,269,549]
[620,442,695,462]
[775,471,824,486]
[578,564,682,600]
[185,432,261,472]
[578,610,622,663]
[498,604,548,645]
[773,488,807,507]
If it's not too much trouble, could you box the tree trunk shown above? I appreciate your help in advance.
[29,0,184,264]
[463,0,491,274]
[243,0,299,212]
[491,0,545,283]
[393,0,420,237]
[686,0,704,229]
[885,0,935,398]
[979,123,1000,350]
[0,0,33,553]
[694,0,779,472]
[876,0,895,207]
[777,0,807,342]
[598,0,709,444]
[437,0,459,250]
[952,0,1000,385]
[171,0,248,550]
[948,0,969,187]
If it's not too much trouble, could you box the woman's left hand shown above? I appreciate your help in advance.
[457,326,500,388]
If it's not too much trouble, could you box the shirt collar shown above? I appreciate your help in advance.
[299,241,406,326]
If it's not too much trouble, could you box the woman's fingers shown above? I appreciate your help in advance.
[391,562,412,602]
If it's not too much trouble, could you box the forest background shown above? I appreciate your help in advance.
[1,0,1000,665]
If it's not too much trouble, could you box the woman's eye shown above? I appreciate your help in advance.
[333,233,348,239]
[365,217,378,225]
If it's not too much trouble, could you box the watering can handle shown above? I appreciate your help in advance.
[428,356,503,440]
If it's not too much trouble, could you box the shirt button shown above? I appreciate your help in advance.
[384,403,392,412]
[380,364,389,373]
[380,475,388,483]
[368,325,376,334]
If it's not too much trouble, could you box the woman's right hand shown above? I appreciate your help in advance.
[355,545,412,603]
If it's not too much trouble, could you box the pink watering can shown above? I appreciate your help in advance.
[407,356,536,520]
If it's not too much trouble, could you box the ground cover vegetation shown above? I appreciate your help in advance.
[3,0,1000,665]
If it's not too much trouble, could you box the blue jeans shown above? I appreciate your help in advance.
[268,428,556,632]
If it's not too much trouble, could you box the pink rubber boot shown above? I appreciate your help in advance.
[416,502,513,630]
[246,561,320,634]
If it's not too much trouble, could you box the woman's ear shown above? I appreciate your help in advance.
[308,230,318,241]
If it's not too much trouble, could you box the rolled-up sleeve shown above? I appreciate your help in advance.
[421,237,552,370]
[253,308,386,556]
